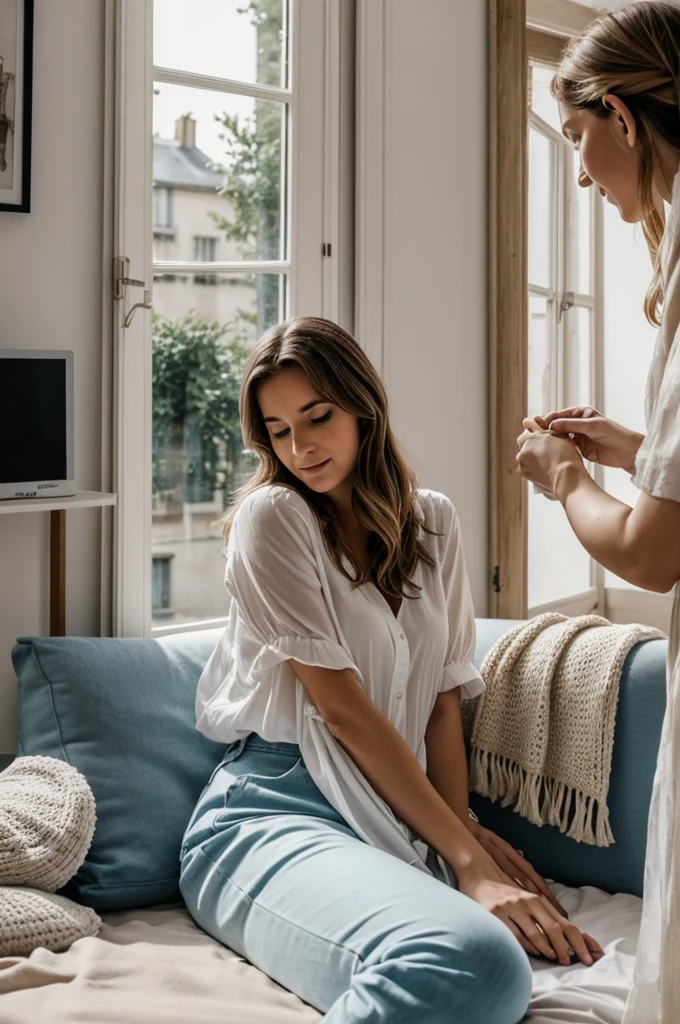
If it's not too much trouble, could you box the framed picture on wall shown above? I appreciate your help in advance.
[0,0,33,213]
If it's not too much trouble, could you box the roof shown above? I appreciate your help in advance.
[153,136,225,192]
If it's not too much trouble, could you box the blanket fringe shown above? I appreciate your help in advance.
[469,748,614,847]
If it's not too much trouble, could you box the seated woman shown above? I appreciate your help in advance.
[180,316,602,1024]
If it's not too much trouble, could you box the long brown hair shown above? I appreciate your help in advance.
[551,1,680,325]
[222,316,435,600]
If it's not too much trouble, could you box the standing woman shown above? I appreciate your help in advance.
[516,4,680,1021]
[181,317,601,1024]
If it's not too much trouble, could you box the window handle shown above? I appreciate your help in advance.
[114,256,153,329]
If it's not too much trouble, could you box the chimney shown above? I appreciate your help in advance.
[175,114,196,149]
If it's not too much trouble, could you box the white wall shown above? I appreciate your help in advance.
[0,0,106,756]
[379,0,488,612]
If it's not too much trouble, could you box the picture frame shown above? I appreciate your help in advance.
[0,0,33,213]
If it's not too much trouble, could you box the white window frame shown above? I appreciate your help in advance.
[109,0,353,637]
[527,96,605,618]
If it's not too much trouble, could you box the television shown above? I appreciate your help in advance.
[0,350,75,500]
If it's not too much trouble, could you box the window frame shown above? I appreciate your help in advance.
[110,0,353,637]
[488,0,600,618]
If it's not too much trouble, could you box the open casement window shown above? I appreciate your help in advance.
[489,0,603,618]
[111,0,353,636]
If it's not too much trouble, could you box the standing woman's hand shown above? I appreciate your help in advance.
[516,424,585,495]
[541,407,644,474]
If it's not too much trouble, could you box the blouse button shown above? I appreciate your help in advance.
[399,633,405,640]
[395,691,403,699]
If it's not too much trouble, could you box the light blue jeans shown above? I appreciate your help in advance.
[179,734,532,1023]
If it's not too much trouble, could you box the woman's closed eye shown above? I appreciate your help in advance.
[272,409,334,439]
[311,409,333,425]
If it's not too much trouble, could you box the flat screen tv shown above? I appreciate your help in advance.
[0,350,75,500]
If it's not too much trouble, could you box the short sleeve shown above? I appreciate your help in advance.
[429,494,485,700]
[633,322,680,505]
[224,486,362,681]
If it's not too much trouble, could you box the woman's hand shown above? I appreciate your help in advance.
[457,857,604,966]
[468,820,568,919]
[516,422,585,494]
[542,407,644,474]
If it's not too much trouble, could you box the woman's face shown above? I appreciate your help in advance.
[559,96,642,222]
[257,366,361,503]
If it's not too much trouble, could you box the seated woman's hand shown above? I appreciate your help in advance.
[541,406,644,474]
[468,820,568,918]
[457,854,604,967]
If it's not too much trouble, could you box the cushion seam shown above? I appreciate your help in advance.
[76,876,180,892]
[26,645,69,763]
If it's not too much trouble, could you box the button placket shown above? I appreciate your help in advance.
[391,623,409,713]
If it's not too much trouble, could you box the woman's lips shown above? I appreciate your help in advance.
[300,459,330,474]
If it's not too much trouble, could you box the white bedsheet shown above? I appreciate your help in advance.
[529,883,641,1023]
[0,883,641,1023]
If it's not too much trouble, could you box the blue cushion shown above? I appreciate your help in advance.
[13,630,226,911]
[470,619,667,897]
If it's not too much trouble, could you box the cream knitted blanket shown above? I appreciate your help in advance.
[464,613,664,846]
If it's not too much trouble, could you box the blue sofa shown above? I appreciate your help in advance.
[12,619,667,912]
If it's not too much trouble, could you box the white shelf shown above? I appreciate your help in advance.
[0,490,117,515]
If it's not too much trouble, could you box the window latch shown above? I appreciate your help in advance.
[558,291,574,323]
[114,256,153,328]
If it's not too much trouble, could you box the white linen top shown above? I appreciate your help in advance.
[195,483,484,876]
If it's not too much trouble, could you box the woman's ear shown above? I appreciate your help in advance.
[603,93,637,148]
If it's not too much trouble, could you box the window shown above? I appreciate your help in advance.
[152,553,174,615]
[153,186,173,230]
[193,236,218,283]
[150,1,290,628]
[194,236,217,262]
[526,60,601,616]
[112,0,345,636]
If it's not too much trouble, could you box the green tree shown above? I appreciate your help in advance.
[152,311,252,505]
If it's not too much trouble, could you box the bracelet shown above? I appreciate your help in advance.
[468,808,479,823]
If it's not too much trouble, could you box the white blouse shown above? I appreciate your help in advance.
[195,483,484,876]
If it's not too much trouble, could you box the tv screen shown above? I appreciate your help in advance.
[0,351,75,499]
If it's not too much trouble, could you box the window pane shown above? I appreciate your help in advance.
[530,64,562,133]
[154,0,286,89]
[528,483,593,608]
[567,150,592,295]
[151,273,284,627]
[528,303,593,609]
[153,83,285,262]
[528,293,553,418]
[528,127,554,289]
[564,305,592,409]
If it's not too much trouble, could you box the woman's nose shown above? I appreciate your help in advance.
[291,430,315,455]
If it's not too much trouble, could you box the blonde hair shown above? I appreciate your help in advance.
[551,1,680,325]
[222,316,435,600]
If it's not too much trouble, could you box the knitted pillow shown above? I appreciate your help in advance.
[0,756,96,892]
[0,887,101,956]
